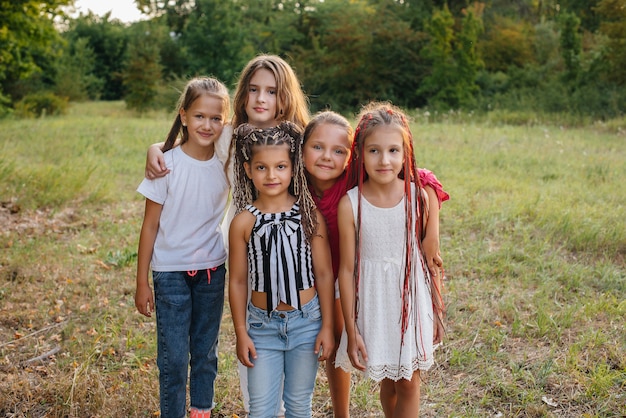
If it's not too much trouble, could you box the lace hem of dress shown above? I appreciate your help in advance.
[336,356,434,382]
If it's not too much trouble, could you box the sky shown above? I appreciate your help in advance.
[72,0,145,23]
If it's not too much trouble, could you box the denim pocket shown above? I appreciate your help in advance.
[302,298,322,322]
[248,306,267,329]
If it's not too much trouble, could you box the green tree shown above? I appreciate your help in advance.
[596,0,626,85]
[0,0,71,112]
[123,24,163,111]
[180,0,250,85]
[559,11,581,84]
[64,12,130,100]
[419,4,484,109]
[293,0,425,112]
[54,37,104,101]
[479,17,535,72]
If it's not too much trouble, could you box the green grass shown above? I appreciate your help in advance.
[1,101,624,417]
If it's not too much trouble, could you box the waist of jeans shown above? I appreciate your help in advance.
[248,294,319,319]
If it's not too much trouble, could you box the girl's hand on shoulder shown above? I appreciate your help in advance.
[347,332,368,371]
[235,333,257,368]
[314,326,335,362]
[145,143,169,179]
[134,283,154,317]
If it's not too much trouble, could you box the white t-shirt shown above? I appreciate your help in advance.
[137,146,229,271]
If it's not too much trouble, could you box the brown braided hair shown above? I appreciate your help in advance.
[232,121,318,241]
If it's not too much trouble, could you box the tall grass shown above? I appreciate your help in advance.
[0,102,624,417]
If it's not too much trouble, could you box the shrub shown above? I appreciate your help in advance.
[14,92,69,118]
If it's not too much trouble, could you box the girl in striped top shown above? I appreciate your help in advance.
[228,122,335,417]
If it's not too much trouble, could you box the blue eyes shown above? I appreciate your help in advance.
[311,144,346,154]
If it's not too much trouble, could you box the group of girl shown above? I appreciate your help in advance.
[136,54,448,418]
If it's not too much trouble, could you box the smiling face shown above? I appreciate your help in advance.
[244,144,293,200]
[302,122,351,191]
[362,125,405,186]
[179,94,225,159]
[245,68,278,129]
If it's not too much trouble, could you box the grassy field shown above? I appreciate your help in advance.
[0,101,624,417]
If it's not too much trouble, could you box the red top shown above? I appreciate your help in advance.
[311,169,449,279]
[418,168,450,209]
[310,173,349,278]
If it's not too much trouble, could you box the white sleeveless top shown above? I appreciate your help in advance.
[335,186,435,381]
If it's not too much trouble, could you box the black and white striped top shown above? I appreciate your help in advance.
[246,203,315,314]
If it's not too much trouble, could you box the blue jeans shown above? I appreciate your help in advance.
[247,296,322,418]
[153,266,226,418]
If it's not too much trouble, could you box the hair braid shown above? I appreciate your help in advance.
[232,122,318,241]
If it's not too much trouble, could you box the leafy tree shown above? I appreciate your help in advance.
[596,0,626,85]
[54,37,104,101]
[559,0,601,32]
[293,0,425,112]
[0,0,71,112]
[479,17,535,71]
[559,11,581,84]
[179,0,250,85]
[419,4,484,109]
[123,23,163,111]
[64,13,130,100]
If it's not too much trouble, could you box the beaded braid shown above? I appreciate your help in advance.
[346,101,445,345]
[232,121,318,241]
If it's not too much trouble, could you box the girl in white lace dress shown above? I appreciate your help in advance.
[335,102,445,417]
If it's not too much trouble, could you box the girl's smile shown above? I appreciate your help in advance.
[244,144,293,201]
[303,123,351,192]
[179,94,225,160]
[362,126,405,185]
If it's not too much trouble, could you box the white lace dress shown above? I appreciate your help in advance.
[335,186,435,382]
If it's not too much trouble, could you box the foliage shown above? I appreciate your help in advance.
[54,37,104,101]
[479,17,535,72]
[179,0,250,85]
[559,11,582,84]
[3,0,625,118]
[419,4,484,110]
[14,92,69,118]
[596,0,626,85]
[123,24,163,112]
[0,0,71,113]
[294,0,426,112]
[63,13,130,100]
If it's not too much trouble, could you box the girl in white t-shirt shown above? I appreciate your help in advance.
[135,77,231,418]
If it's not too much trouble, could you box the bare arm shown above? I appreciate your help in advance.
[422,185,443,278]
[145,139,180,179]
[228,211,256,367]
[422,186,445,344]
[135,199,162,317]
[310,210,335,362]
[337,195,367,370]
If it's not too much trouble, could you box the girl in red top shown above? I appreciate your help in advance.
[301,110,449,417]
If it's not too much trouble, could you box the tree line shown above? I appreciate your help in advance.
[2,0,625,119]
